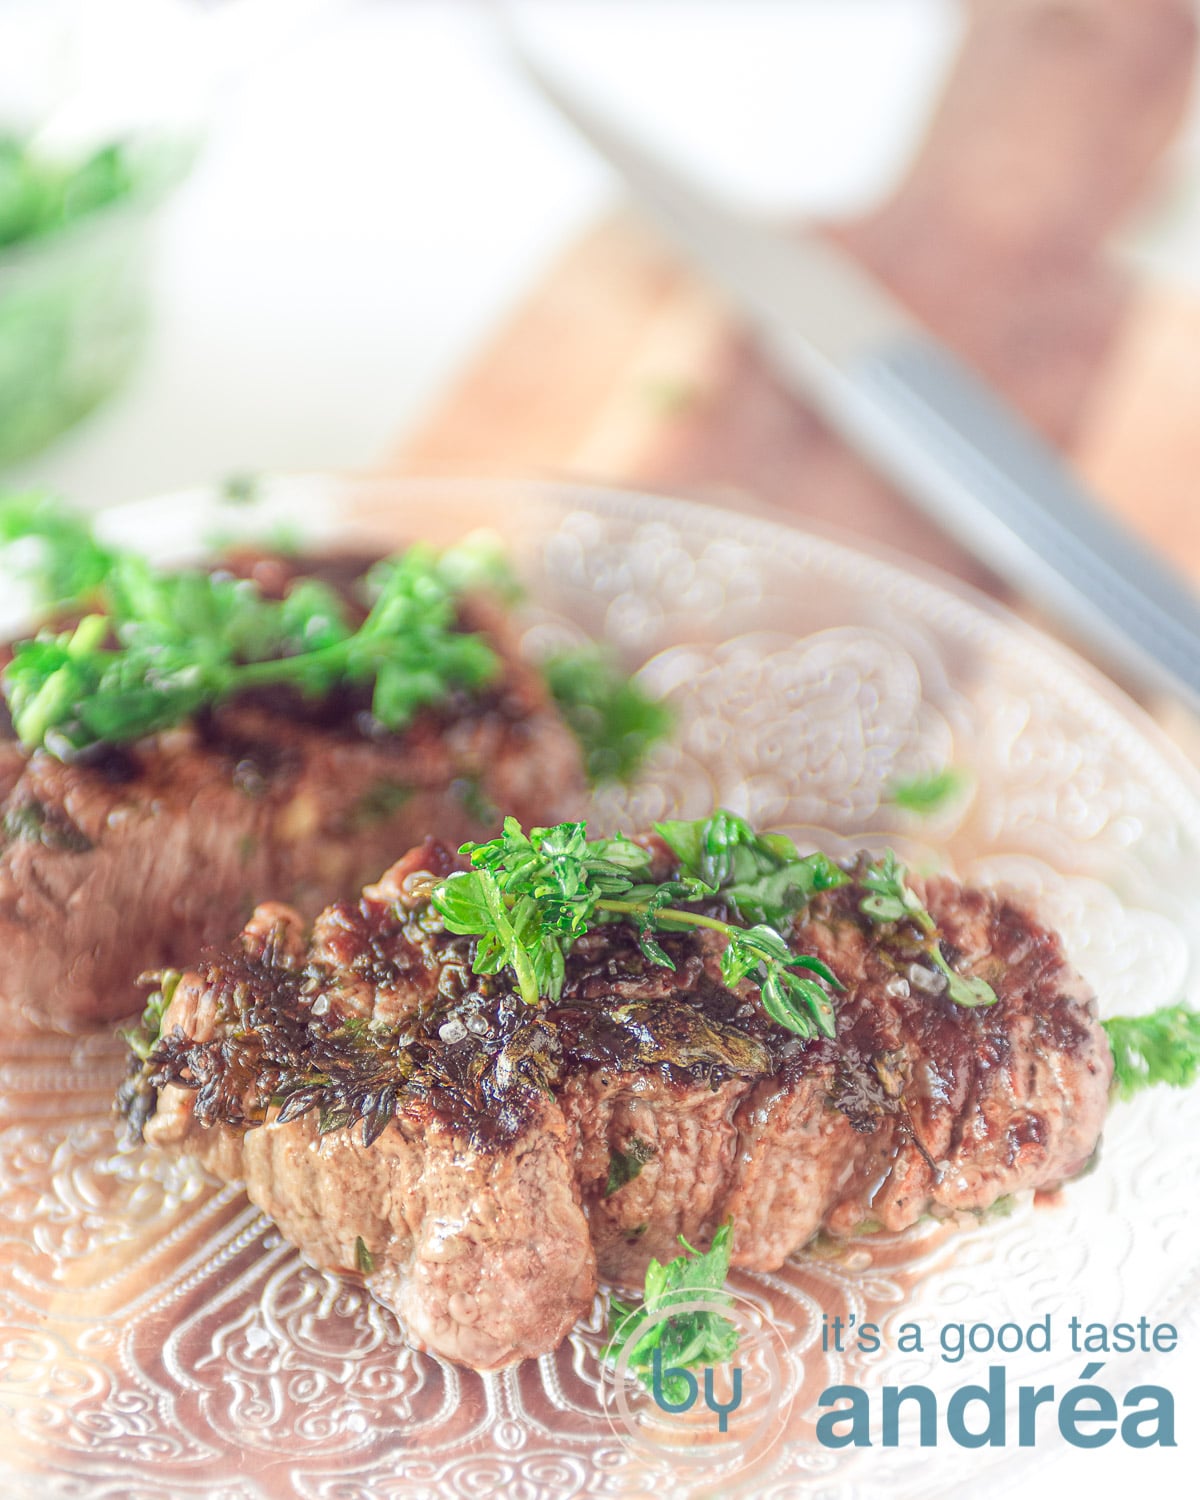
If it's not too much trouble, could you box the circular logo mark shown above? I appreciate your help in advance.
[601,1286,798,1472]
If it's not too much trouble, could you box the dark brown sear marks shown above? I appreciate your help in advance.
[126,845,1110,1178]
[1,555,586,1030]
[129,839,1115,1370]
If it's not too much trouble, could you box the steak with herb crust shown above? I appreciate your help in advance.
[0,555,584,1030]
[125,832,1112,1371]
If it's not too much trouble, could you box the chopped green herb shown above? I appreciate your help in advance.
[858,850,998,1009]
[0,491,118,612]
[431,531,523,605]
[656,809,848,930]
[541,646,673,786]
[452,774,499,826]
[1103,1006,1200,1099]
[0,136,143,250]
[120,968,182,1063]
[0,139,174,466]
[889,768,966,815]
[605,1220,739,1401]
[343,779,413,832]
[219,472,261,507]
[354,1236,376,1275]
[0,497,502,757]
[605,1137,656,1197]
[1,798,92,853]
[431,812,844,1038]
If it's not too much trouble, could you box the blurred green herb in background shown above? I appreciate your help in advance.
[542,646,673,786]
[888,768,966,815]
[0,137,140,249]
[0,135,179,468]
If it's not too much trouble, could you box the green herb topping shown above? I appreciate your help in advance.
[431,812,847,1038]
[541,646,674,786]
[0,491,117,610]
[1103,1005,1200,1099]
[858,849,998,1008]
[342,779,413,832]
[605,1137,657,1197]
[120,968,182,1063]
[1,797,92,853]
[0,137,143,250]
[0,495,674,783]
[889,768,966,815]
[605,1220,739,1399]
[0,495,502,756]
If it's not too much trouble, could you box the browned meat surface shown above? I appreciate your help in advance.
[0,576,584,1030]
[129,841,1112,1371]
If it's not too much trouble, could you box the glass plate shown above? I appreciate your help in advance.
[2,478,1198,1500]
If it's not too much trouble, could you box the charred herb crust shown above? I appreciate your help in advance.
[119,835,1011,1153]
[119,908,782,1152]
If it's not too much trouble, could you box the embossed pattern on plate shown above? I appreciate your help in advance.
[1,480,1198,1499]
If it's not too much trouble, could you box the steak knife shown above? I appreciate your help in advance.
[514,46,1200,713]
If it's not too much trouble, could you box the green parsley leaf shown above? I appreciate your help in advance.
[0,135,142,251]
[605,1137,656,1197]
[0,500,504,755]
[604,1220,739,1401]
[720,926,842,1037]
[889,768,966,815]
[0,491,117,610]
[858,850,998,1010]
[1103,1006,1200,1099]
[430,813,846,1038]
[858,848,933,930]
[622,877,715,969]
[656,809,848,932]
[435,820,655,1004]
[119,969,181,1063]
[541,645,673,786]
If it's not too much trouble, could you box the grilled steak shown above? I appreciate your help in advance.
[0,560,583,1030]
[127,836,1113,1371]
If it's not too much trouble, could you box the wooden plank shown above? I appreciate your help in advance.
[384,0,1200,618]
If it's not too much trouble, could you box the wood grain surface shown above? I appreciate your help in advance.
[381,0,1200,728]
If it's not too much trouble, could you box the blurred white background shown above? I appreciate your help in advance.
[0,0,967,504]
[5,0,1200,510]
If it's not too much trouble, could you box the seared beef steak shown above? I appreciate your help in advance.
[127,837,1112,1371]
[0,575,583,1029]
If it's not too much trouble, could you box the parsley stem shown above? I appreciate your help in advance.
[228,641,353,687]
[596,898,737,938]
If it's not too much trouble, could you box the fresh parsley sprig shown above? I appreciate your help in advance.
[656,808,849,927]
[0,491,117,609]
[1,531,501,756]
[604,1220,739,1401]
[1103,1005,1200,1099]
[0,494,675,782]
[858,849,998,1008]
[431,811,845,1038]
